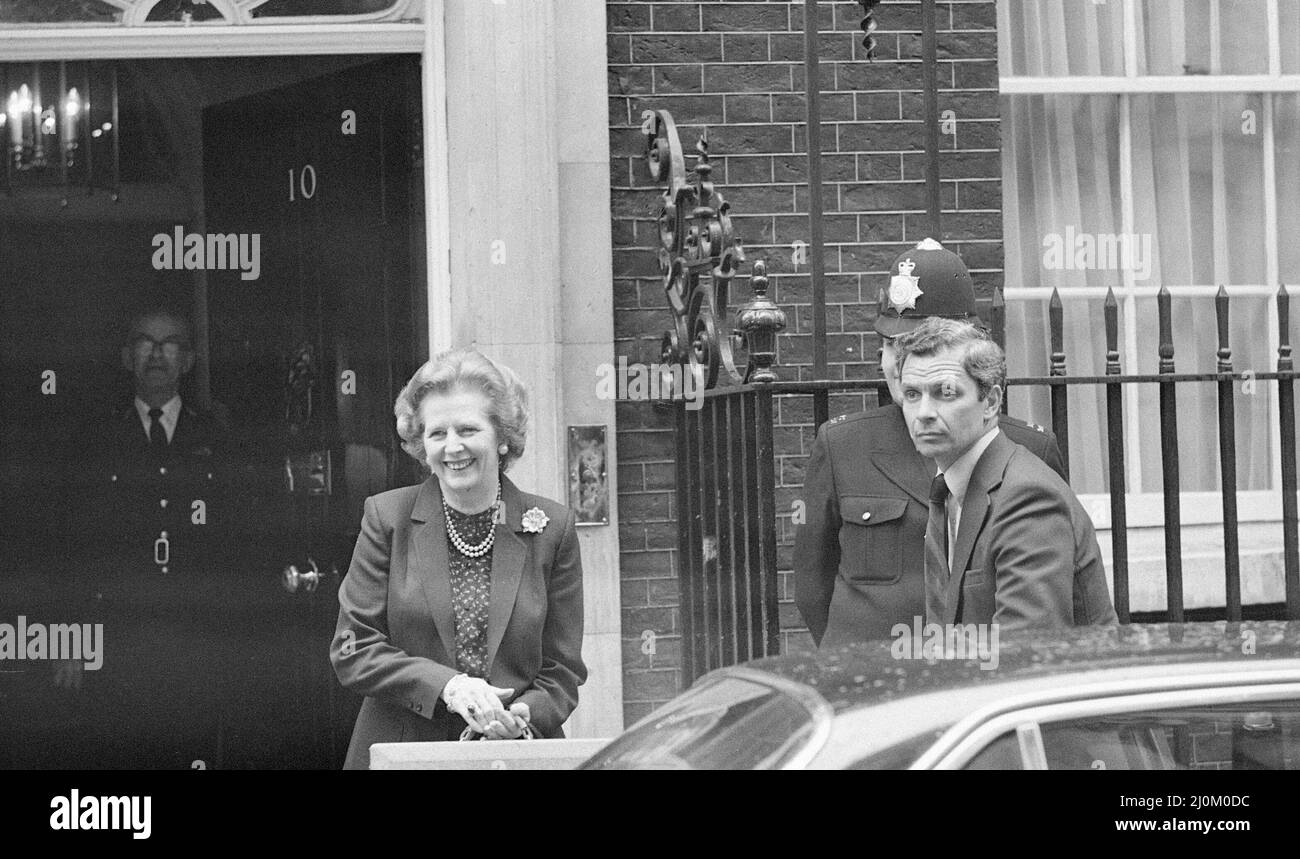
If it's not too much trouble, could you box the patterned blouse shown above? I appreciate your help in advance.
[446,505,495,677]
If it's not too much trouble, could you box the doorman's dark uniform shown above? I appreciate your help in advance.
[63,401,236,768]
[794,403,1067,648]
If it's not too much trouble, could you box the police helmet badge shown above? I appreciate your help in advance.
[888,257,924,312]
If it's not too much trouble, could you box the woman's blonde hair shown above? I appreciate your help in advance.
[394,348,529,471]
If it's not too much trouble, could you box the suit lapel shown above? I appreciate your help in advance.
[410,479,457,660]
[943,432,1014,622]
[485,476,528,674]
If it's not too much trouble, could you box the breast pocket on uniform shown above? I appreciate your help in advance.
[837,495,911,585]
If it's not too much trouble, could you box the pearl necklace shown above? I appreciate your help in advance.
[443,485,501,558]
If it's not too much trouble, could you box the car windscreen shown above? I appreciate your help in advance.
[579,674,823,770]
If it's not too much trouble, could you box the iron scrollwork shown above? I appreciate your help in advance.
[643,109,784,390]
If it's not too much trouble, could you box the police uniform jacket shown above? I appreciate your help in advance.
[66,401,230,584]
[63,402,236,689]
[53,400,240,769]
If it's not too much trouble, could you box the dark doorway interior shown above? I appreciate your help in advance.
[0,53,426,769]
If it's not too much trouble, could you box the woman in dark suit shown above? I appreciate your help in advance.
[330,349,586,769]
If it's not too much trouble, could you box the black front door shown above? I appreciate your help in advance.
[201,55,426,769]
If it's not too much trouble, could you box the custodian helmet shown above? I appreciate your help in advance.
[873,237,983,337]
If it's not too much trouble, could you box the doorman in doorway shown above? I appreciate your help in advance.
[59,307,238,768]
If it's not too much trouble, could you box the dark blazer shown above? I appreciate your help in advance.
[59,400,234,768]
[67,401,230,577]
[794,403,1066,648]
[928,431,1117,629]
[64,402,235,640]
[331,475,587,770]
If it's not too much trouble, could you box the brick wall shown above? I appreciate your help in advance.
[609,0,1003,725]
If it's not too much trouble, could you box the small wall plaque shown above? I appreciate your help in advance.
[567,425,609,526]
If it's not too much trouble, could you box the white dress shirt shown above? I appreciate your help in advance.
[134,395,182,443]
[936,425,1001,569]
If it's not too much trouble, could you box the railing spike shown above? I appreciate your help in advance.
[1279,283,1291,357]
[1212,284,1241,618]
[1215,284,1231,373]
[1278,283,1300,618]
[1155,283,1183,619]
[1046,286,1069,479]
[1157,285,1175,373]
[1104,287,1120,375]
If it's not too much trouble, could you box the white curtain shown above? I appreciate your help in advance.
[999,0,1283,495]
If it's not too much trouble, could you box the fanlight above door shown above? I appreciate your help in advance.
[0,0,413,26]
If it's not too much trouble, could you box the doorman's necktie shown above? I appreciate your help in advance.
[148,407,168,451]
[924,473,950,622]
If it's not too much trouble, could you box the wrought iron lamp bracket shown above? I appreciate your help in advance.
[644,109,784,391]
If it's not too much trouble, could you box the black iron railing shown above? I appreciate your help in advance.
[674,388,780,682]
[985,285,1300,627]
[637,64,1300,679]
[653,281,1300,681]
[663,292,1300,681]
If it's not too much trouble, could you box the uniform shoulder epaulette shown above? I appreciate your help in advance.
[824,409,876,429]
[1005,413,1048,434]
[824,405,896,430]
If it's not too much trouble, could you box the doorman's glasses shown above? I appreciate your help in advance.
[131,336,189,356]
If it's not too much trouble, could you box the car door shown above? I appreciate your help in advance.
[936,682,1300,770]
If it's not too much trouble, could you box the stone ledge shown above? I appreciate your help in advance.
[1097,523,1289,612]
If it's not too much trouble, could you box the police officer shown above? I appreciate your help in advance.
[793,239,1067,648]
[62,308,234,768]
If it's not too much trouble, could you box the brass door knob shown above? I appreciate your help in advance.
[281,557,330,594]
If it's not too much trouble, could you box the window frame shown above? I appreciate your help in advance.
[1000,0,1297,535]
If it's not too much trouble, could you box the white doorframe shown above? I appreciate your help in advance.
[421,0,452,353]
[0,13,453,357]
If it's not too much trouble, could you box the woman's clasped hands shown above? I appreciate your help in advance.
[441,674,532,740]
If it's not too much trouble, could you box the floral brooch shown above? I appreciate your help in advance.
[522,507,550,534]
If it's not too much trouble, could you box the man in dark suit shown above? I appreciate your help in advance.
[795,239,1067,648]
[894,318,1117,629]
[62,308,235,768]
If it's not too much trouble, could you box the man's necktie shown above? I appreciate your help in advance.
[148,407,168,451]
[924,473,950,623]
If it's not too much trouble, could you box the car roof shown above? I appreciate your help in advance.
[728,621,1300,714]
